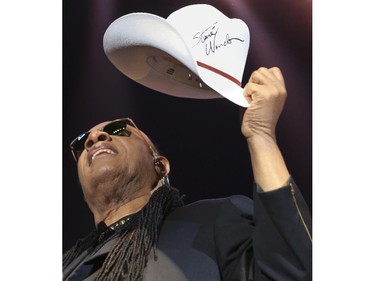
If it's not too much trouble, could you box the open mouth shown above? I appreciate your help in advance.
[89,146,117,165]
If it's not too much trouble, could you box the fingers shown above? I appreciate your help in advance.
[243,66,287,102]
[248,67,268,85]
[243,83,262,102]
[248,67,284,85]
[269,67,284,83]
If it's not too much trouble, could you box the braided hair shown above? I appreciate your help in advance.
[63,184,184,280]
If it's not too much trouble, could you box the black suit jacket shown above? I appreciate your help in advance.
[64,179,312,281]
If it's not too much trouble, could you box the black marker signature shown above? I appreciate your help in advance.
[192,22,245,56]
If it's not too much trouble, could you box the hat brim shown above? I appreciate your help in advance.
[103,12,249,106]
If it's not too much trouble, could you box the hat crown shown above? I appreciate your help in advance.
[167,5,250,86]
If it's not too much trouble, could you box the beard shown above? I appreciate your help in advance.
[81,162,158,215]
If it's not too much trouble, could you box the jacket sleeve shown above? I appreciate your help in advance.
[252,177,312,281]
[213,194,256,281]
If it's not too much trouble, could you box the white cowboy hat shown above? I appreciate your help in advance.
[103,4,250,107]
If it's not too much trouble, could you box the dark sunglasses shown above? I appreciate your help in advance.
[70,118,137,162]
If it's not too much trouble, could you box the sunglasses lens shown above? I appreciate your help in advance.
[70,132,89,161]
[103,120,131,136]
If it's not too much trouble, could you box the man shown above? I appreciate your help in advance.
[63,67,312,281]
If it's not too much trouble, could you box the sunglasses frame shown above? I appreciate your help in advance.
[69,118,158,162]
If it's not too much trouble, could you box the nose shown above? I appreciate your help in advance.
[84,130,112,150]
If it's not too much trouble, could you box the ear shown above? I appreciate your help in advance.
[154,155,170,178]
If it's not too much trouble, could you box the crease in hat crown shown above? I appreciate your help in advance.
[103,4,250,107]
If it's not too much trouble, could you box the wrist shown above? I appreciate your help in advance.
[246,135,290,192]
[245,132,277,148]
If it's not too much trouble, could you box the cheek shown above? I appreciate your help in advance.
[124,142,152,170]
[77,163,90,192]
[135,157,157,180]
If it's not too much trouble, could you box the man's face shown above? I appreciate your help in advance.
[76,120,157,207]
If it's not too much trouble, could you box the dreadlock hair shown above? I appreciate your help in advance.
[63,184,184,281]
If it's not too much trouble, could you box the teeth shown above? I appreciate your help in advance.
[92,149,115,161]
